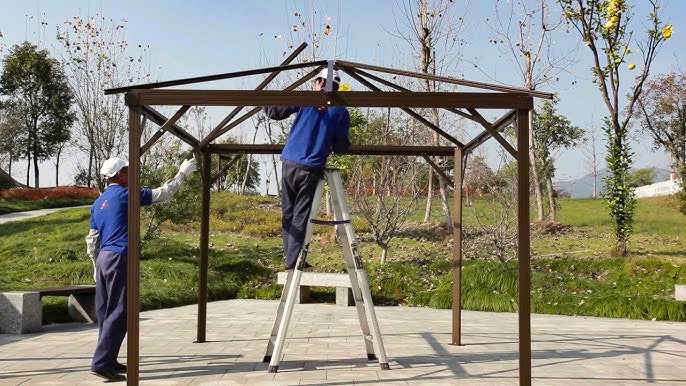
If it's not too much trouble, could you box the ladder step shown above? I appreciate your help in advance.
[310,219,351,225]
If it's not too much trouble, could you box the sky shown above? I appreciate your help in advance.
[0,0,684,193]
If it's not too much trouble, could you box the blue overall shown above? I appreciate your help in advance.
[90,184,152,372]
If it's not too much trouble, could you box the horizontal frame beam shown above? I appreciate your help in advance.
[207,144,456,157]
[126,90,534,110]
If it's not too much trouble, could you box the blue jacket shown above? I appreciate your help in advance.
[264,105,350,168]
[90,184,152,256]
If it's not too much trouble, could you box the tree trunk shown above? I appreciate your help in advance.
[423,171,434,222]
[25,151,30,187]
[240,155,251,194]
[616,240,627,256]
[33,150,39,188]
[380,244,389,264]
[272,155,280,195]
[437,176,452,227]
[430,106,452,228]
[529,115,544,221]
[88,149,94,188]
[55,150,61,187]
[545,174,556,222]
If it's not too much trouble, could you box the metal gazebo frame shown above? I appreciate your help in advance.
[106,43,552,385]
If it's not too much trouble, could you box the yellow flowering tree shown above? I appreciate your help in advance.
[559,0,673,256]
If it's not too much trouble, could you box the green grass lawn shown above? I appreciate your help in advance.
[0,197,94,215]
[1,193,684,324]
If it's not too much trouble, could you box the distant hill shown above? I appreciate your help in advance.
[554,168,671,198]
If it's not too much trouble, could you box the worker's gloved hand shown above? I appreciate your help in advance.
[178,158,197,176]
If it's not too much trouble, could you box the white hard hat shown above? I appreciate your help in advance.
[100,157,128,178]
[316,68,341,84]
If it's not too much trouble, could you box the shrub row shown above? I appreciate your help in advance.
[0,186,99,200]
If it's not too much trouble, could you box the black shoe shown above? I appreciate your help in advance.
[90,369,126,382]
[114,362,126,373]
[285,261,313,271]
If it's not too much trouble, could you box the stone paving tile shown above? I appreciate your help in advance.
[2,299,686,385]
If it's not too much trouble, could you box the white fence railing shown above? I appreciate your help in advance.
[634,179,682,198]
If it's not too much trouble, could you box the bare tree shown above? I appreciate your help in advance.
[53,141,68,186]
[475,0,578,221]
[533,99,584,220]
[466,151,518,264]
[352,155,425,263]
[582,118,600,198]
[390,0,469,228]
[57,15,154,188]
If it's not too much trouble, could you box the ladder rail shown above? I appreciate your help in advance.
[267,178,325,372]
[328,170,390,368]
[328,173,377,358]
[264,169,389,372]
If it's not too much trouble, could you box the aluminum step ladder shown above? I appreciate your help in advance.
[263,168,390,373]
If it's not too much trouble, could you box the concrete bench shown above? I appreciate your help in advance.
[0,285,96,334]
[676,284,686,301]
[277,272,354,307]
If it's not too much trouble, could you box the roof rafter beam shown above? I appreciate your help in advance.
[343,66,474,121]
[105,57,326,95]
[336,60,553,99]
[339,66,464,147]
[201,65,326,146]
[198,42,309,148]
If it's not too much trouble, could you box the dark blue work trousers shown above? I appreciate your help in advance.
[281,160,323,268]
[91,250,127,372]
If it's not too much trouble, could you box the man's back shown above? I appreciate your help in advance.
[90,185,152,255]
[278,106,350,168]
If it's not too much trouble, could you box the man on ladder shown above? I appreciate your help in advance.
[263,66,390,372]
[263,67,350,271]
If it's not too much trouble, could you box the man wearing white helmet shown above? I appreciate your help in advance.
[85,156,197,382]
[263,68,351,270]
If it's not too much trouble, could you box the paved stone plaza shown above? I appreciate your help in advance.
[1,299,685,385]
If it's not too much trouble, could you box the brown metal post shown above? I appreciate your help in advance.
[126,102,141,385]
[196,149,211,343]
[516,109,532,385]
[452,147,463,345]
